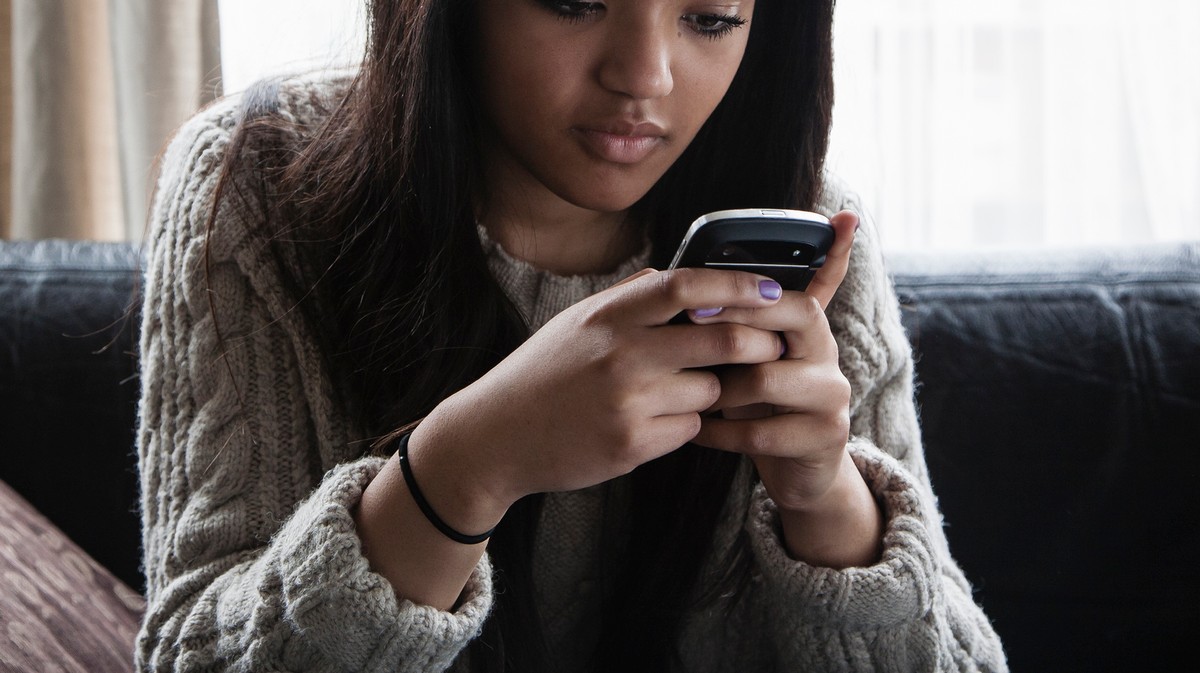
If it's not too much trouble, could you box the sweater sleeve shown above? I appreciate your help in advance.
[135,94,491,672]
[739,184,1008,671]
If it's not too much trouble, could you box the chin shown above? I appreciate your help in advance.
[565,191,645,214]
[552,166,667,214]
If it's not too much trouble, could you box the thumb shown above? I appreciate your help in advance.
[805,211,858,310]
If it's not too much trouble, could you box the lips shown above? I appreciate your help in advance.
[574,120,667,165]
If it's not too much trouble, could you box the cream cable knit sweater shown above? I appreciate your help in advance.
[135,75,1007,672]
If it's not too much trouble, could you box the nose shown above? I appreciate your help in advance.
[597,21,674,100]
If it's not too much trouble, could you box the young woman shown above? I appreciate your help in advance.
[135,0,1007,671]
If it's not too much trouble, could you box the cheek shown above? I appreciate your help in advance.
[673,49,747,129]
[482,40,580,131]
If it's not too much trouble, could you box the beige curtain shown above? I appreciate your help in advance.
[0,3,11,238]
[1,0,222,241]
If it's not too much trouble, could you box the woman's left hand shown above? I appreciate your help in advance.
[689,210,885,568]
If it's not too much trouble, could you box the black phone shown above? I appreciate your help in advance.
[667,208,835,291]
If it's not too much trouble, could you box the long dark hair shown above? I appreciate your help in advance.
[211,0,836,671]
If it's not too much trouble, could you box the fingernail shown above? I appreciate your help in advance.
[693,307,723,319]
[759,280,783,300]
[779,335,788,358]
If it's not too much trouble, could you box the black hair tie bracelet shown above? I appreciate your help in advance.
[397,431,496,545]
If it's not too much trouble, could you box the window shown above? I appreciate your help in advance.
[218,0,365,95]
[828,0,1200,251]
[219,0,1200,252]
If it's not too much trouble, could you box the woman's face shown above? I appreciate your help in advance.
[474,0,756,214]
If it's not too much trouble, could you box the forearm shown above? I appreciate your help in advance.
[775,449,884,569]
[744,440,1008,671]
[354,427,510,611]
[139,455,495,673]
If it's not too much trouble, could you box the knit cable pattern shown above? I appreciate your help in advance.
[136,73,1007,672]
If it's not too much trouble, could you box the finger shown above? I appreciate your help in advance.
[692,412,845,459]
[612,267,784,325]
[720,402,773,420]
[643,369,722,417]
[686,290,824,332]
[686,293,837,362]
[707,361,849,412]
[805,210,858,310]
[646,413,707,459]
[649,322,787,370]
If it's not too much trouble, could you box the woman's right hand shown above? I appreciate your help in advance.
[407,267,791,536]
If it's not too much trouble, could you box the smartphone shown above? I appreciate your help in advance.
[667,208,835,292]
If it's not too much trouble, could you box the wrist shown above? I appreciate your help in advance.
[774,451,884,568]
[355,428,501,609]
[405,416,515,538]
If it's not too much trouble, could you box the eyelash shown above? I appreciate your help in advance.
[539,1,603,23]
[684,12,748,40]
[536,2,747,39]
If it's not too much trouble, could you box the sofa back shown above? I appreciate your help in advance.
[2,238,1198,672]
[0,240,142,593]
[891,244,1200,671]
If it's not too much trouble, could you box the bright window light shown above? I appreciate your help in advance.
[217,0,1200,252]
[217,0,366,95]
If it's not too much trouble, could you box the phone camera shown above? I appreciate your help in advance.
[716,244,754,263]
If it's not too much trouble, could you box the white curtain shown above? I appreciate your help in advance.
[3,0,221,241]
[198,0,1200,253]
[217,0,364,96]
[827,0,1200,252]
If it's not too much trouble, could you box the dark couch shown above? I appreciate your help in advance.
[1,238,1198,672]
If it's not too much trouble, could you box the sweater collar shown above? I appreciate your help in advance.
[477,224,653,332]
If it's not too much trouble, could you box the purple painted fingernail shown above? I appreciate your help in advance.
[693,307,723,319]
[759,280,783,300]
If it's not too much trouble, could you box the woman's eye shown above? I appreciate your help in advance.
[538,1,606,24]
[683,13,748,39]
